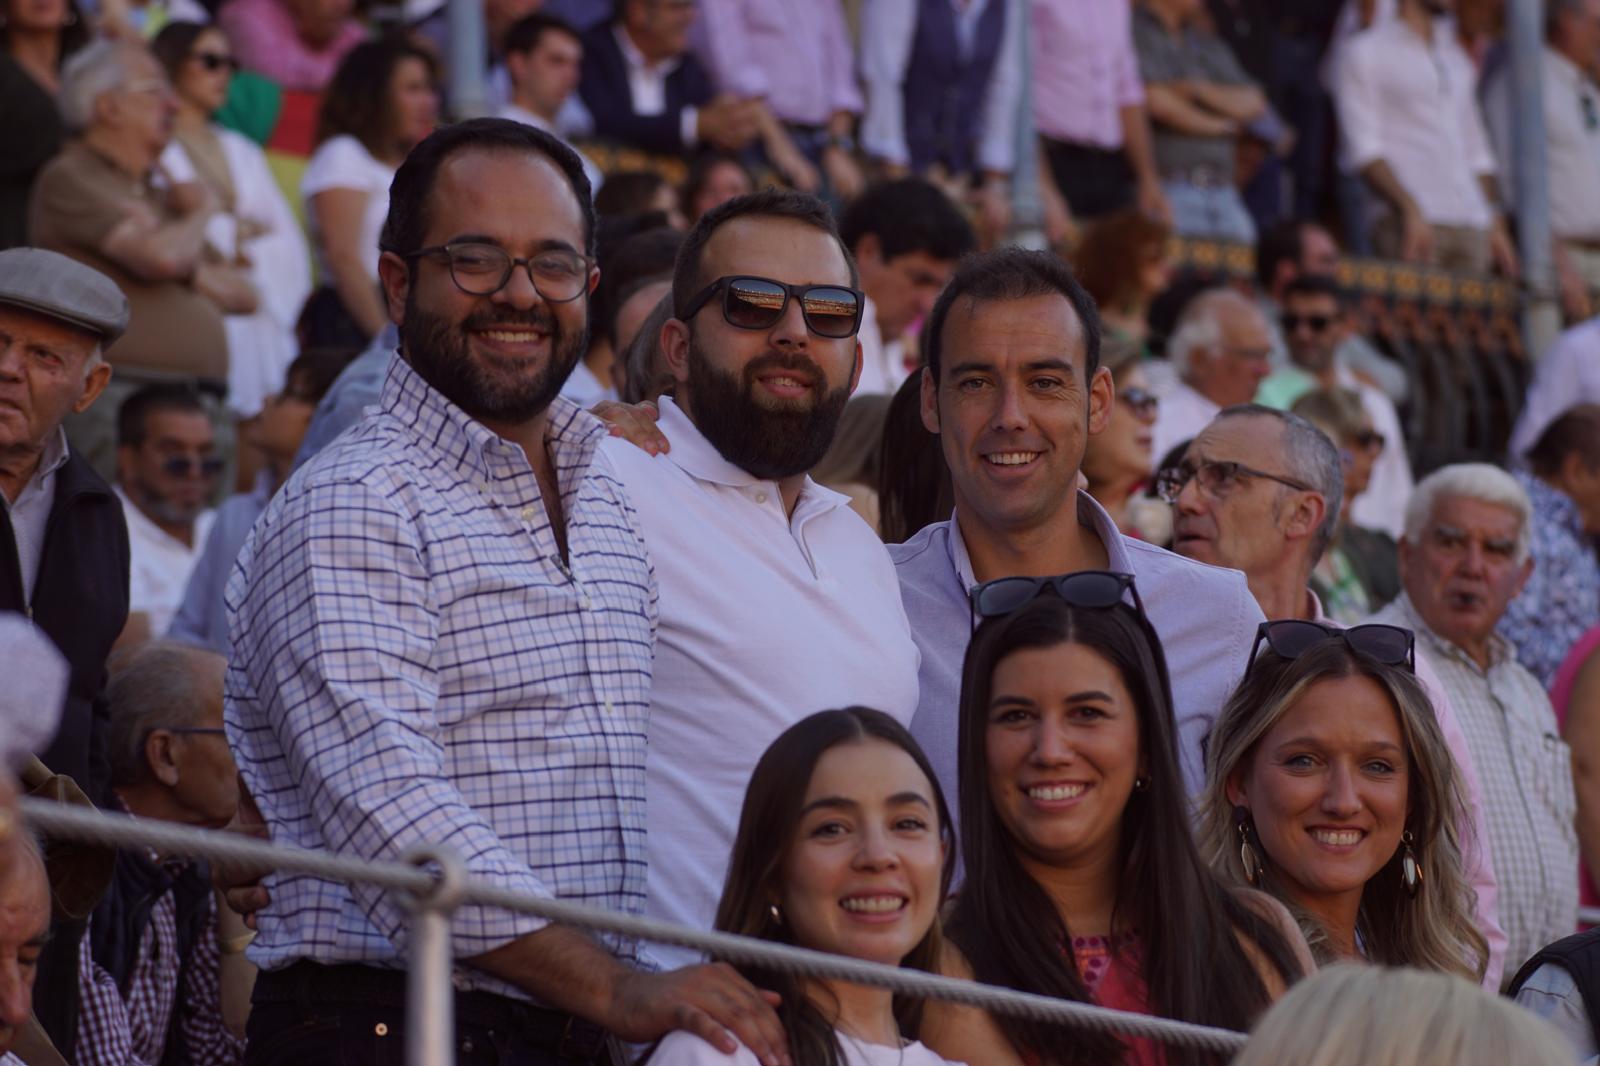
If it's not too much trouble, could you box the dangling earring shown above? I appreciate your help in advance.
[1401,830,1422,898]
[1133,775,1150,792]
[1234,805,1262,886]
[768,902,782,925]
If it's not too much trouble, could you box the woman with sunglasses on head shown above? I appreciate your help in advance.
[648,707,963,1066]
[923,575,1313,1066]
[1199,620,1488,980]
[1082,339,1168,543]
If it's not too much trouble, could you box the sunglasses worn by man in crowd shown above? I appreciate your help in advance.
[969,570,1145,631]
[1281,312,1335,333]
[1245,619,1415,677]
[163,456,225,479]
[677,275,865,339]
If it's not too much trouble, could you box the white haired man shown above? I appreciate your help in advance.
[1371,463,1579,985]
[1150,288,1274,464]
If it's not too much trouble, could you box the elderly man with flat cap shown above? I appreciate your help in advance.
[0,246,132,1056]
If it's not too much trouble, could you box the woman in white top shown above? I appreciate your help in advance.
[153,20,311,422]
[649,708,965,1066]
[301,35,437,347]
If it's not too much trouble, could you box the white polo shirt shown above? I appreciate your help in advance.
[602,398,921,969]
[118,488,215,639]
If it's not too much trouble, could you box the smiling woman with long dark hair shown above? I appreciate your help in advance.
[924,582,1312,1066]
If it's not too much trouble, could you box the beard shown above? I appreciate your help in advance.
[684,335,852,481]
[399,290,587,425]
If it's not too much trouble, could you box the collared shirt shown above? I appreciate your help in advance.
[170,478,272,655]
[217,0,367,92]
[225,354,657,997]
[1370,593,1578,981]
[1332,17,1497,229]
[0,427,68,605]
[1484,48,1600,241]
[495,101,607,197]
[601,397,920,970]
[1499,469,1600,691]
[1031,0,1145,149]
[1150,378,1219,469]
[889,492,1263,805]
[119,488,214,640]
[614,23,701,149]
[1511,317,1600,459]
[859,0,1023,172]
[692,0,863,126]
[1514,962,1600,1062]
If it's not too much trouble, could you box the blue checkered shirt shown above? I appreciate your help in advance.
[224,354,656,999]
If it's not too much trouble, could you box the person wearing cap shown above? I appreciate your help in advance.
[0,244,132,1064]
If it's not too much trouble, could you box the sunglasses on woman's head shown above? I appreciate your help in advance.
[1244,619,1415,677]
[676,275,864,339]
[970,571,1145,630]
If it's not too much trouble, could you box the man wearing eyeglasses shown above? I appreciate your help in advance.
[1255,275,1413,539]
[1149,287,1274,465]
[114,384,219,646]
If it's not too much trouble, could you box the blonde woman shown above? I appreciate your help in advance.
[1200,623,1488,980]
[1233,964,1570,1066]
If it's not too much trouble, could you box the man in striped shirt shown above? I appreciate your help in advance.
[226,119,789,1066]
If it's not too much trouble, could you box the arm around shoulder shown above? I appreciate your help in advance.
[918,942,1028,1066]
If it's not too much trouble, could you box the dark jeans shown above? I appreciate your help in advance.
[1041,139,1135,220]
[246,963,613,1066]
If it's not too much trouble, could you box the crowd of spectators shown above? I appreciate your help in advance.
[4,0,1600,1065]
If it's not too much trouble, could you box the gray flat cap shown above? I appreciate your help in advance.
[0,247,130,345]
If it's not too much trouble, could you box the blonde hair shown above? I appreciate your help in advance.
[1199,643,1488,980]
[1232,964,1571,1066]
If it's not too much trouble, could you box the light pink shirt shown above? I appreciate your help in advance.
[1031,0,1145,148]
[219,0,368,93]
[692,0,862,126]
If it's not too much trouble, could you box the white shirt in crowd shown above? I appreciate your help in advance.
[559,360,618,408]
[1333,16,1497,229]
[613,23,700,149]
[300,134,395,286]
[117,488,215,640]
[494,102,606,198]
[652,1030,964,1066]
[601,398,920,971]
[1484,47,1600,243]
[854,295,911,397]
[1149,378,1219,469]
[1509,315,1600,457]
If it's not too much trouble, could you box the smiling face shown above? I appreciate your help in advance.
[1229,673,1410,931]
[381,147,596,431]
[778,738,945,968]
[985,641,1143,874]
[923,293,1112,538]
[1399,495,1532,662]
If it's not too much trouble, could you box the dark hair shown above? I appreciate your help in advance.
[118,383,207,449]
[594,170,672,218]
[837,178,975,264]
[502,11,579,56]
[315,35,437,159]
[596,226,683,349]
[284,346,361,405]
[1526,404,1600,476]
[949,597,1305,1066]
[149,20,211,83]
[811,393,891,489]
[923,247,1101,382]
[672,187,857,319]
[619,290,676,405]
[0,0,89,60]
[712,707,954,1066]
[680,151,755,222]
[1280,273,1346,307]
[1072,209,1172,315]
[380,117,596,261]
[1255,220,1308,292]
[878,371,952,543]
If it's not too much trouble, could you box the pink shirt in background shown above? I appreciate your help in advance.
[1551,626,1600,910]
[691,0,861,126]
[218,0,367,93]
[1030,0,1145,148]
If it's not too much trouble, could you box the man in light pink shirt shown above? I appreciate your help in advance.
[218,0,367,92]
[1032,0,1169,243]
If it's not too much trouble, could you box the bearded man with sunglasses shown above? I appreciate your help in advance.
[600,187,920,971]
[1166,404,1509,987]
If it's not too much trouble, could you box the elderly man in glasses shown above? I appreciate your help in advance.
[1255,275,1413,540]
[1165,406,1509,987]
[1149,287,1274,466]
[1371,463,1579,984]
[114,383,219,646]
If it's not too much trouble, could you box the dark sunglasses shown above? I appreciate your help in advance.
[191,51,239,73]
[1245,620,1415,677]
[1118,386,1159,417]
[677,275,864,339]
[1281,312,1334,333]
[971,570,1144,626]
[162,455,225,478]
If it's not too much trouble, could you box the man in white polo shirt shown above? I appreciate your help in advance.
[602,188,920,969]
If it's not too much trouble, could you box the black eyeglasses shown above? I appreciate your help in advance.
[1245,620,1415,677]
[1281,312,1334,333]
[408,242,593,302]
[1117,386,1159,417]
[161,456,225,479]
[190,51,239,73]
[971,571,1144,627]
[677,275,864,339]
[1155,459,1314,505]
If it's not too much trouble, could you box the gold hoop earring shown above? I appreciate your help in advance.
[1401,830,1422,898]
[1234,805,1262,886]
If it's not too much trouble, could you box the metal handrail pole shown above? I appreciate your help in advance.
[404,847,469,1066]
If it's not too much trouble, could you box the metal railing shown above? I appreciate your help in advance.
[21,798,1250,1064]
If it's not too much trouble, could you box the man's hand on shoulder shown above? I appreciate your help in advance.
[593,399,670,456]
[607,963,790,1066]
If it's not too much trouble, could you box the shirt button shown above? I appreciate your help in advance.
[755,492,768,504]
[520,506,536,521]
[603,698,614,714]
